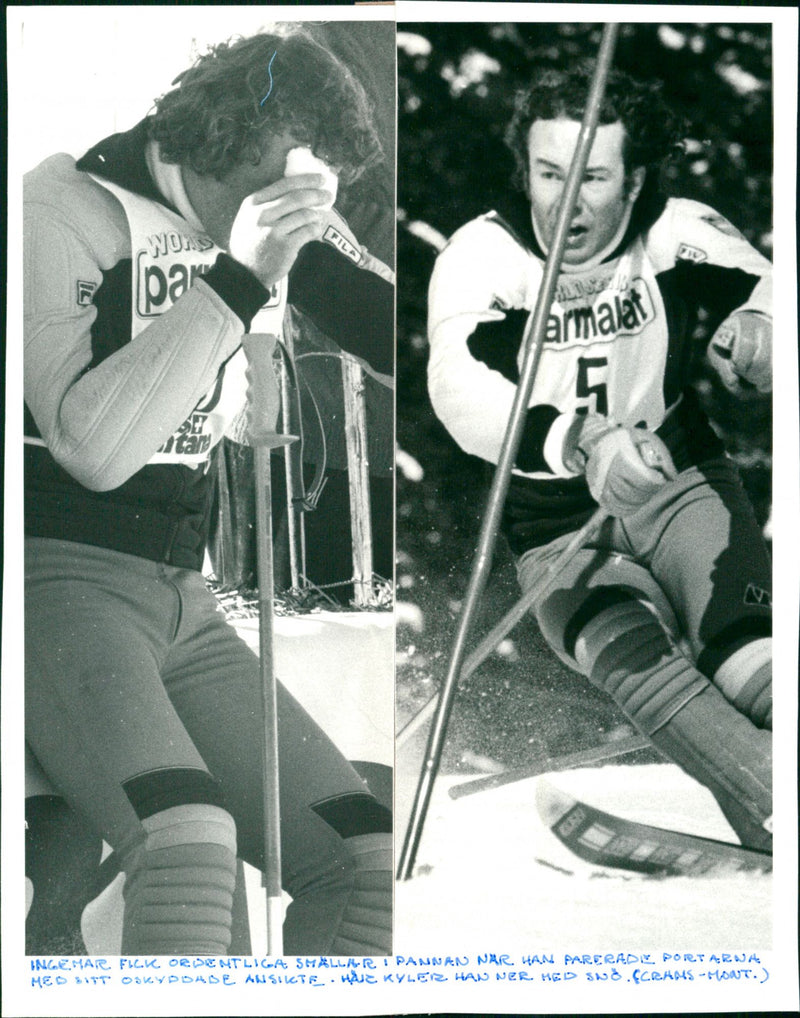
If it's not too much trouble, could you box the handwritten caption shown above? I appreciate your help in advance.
[28,951,770,990]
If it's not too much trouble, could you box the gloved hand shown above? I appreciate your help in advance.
[228,173,334,287]
[562,414,678,517]
[707,310,772,396]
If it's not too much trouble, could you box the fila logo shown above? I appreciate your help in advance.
[323,225,362,265]
[743,583,771,608]
[676,243,707,264]
[77,280,97,306]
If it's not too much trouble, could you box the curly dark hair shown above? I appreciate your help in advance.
[148,29,383,185]
[505,61,686,192]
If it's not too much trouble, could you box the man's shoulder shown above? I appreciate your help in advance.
[430,212,541,316]
[25,153,127,228]
[635,195,740,272]
[639,197,745,253]
[662,196,741,228]
[440,212,531,269]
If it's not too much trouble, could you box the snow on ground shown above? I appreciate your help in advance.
[234,611,394,767]
[394,762,772,952]
[72,611,775,957]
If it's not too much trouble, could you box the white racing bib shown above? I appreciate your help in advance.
[529,240,669,433]
[93,177,288,466]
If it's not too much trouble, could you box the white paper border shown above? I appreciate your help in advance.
[4,3,798,1016]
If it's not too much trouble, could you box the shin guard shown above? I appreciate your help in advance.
[574,598,772,851]
[647,684,772,851]
[283,827,393,957]
[712,638,772,729]
[121,804,237,955]
[574,599,707,734]
[328,833,393,956]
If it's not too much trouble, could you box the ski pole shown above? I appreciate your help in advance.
[448,733,653,800]
[396,507,608,750]
[397,23,621,882]
[243,333,297,954]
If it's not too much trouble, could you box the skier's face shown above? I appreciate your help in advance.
[526,118,644,265]
[184,133,307,249]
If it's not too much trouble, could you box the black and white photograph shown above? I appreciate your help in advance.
[394,7,798,1008]
[5,2,395,1004]
[3,3,799,1017]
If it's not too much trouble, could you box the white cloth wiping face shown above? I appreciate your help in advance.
[284,147,338,209]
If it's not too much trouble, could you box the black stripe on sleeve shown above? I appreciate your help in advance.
[516,404,561,473]
[288,243,394,376]
[202,254,273,331]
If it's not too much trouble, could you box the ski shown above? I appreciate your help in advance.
[536,780,772,878]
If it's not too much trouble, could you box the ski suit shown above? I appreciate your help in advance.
[428,193,772,848]
[24,119,394,954]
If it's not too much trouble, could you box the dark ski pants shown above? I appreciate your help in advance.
[25,538,392,954]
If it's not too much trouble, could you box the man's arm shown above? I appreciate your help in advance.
[652,198,772,395]
[24,167,267,491]
[656,197,772,319]
[427,216,555,470]
[287,220,395,378]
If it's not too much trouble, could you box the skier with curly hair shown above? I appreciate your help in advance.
[24,28,393,955]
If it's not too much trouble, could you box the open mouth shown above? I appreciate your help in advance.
[567,225,588,242]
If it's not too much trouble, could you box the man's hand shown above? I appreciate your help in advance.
[228,173,333,287]
[707,310,772,396]
[563,414,678,517]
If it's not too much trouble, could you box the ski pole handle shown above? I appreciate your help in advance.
[243,334,296,448]
[635,433,677,481]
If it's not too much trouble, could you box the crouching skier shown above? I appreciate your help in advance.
[427,63,772,850]
[24,29,394,954]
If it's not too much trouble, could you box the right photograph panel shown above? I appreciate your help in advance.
[395,17,779,959]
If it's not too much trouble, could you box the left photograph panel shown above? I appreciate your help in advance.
[10,7,395,959]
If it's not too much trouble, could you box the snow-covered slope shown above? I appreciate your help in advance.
[395,763,772,951]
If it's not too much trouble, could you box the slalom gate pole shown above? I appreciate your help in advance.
[243,333,298,954]
[342,355,375,605]
[397,24,621,881]
[396,507,608,750]
[448,734,652,800]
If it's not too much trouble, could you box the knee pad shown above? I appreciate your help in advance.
[311,791,392,840]
[712,638,772,729]
[571,594,707,735]
[314,793,392,955]
[283,792,392,956]
[122,803,237,956]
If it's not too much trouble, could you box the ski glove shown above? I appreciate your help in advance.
[707,310,772,396]
[562,414,678,517]
[229,150,338,288]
